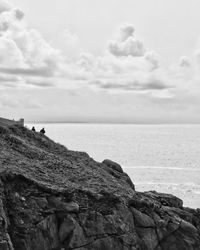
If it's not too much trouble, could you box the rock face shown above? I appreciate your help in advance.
[0,124,200,250]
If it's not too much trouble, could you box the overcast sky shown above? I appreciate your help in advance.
[1,0,200,123]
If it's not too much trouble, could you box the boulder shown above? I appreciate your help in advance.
[102,159,124,173]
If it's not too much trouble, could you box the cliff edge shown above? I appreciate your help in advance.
[0,124,199,250]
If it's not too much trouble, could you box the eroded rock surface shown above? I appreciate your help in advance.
[0,124,199,250]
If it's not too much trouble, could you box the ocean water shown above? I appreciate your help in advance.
[27,123,200,208]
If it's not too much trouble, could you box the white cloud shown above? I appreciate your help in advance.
[13,29,61,67]
[72,24,200,97]
[108,24,145,57]
[118,24,135,42]
[145,51,160,70]
[0,2,64,88]
[0,3,174,94]
[77,52,95,71]
[0,0,199,106]
[0,36,24,67]
[0,8,25,34]
[52,29,82,61]
[0,0,12,14]
[73,25,169,93]
[91,73,171,92]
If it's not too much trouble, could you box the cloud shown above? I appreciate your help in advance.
[108,24,145,57]
[14,8,24,21]
[0,36,24,67]
[0,59,59,78]
[0,73,21,88]
[90,69,172,93]
[73,25,169,93]
[77,53,96,71]
[0,2,64,88]
[12,29,62,68]
[0,0,198,103]
[53,29,82,61]
[179,56,191,67]
[25,78,54,87]
[92,78,170,91]
[73,24,200,97]
[0,3,169,94]
[0,7,25,33]
[0,0,12,14]
[145,51,160,70]
[118,24,135,42]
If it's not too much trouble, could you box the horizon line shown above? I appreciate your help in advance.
[25,121,200,125]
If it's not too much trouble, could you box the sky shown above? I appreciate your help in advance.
[1,0,200,123]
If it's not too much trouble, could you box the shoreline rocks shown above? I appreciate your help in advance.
[0,124,199,249]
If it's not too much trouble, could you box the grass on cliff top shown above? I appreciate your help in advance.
[0,124,135,199]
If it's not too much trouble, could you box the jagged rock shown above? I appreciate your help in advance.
[0,124,199,250]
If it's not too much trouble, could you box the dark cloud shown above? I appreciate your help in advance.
[179,56,191,67]
[26,79,54,87]
[0,59,58,78]
[92,78,171,91]
[0,74,19,82]
[14,8,24,21]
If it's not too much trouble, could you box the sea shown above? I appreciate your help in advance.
[27,123,200,208]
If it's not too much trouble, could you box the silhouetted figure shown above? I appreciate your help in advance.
[40,128,45,135]
[31,126,36,132]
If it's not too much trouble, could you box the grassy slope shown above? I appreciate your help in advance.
[0,124,135,200]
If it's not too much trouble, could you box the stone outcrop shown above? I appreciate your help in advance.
[0,124,199,250]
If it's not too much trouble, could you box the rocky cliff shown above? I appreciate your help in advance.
[0,124,199,250]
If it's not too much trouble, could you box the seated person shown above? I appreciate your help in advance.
[31,126,36,132]
[40,128,45,134]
